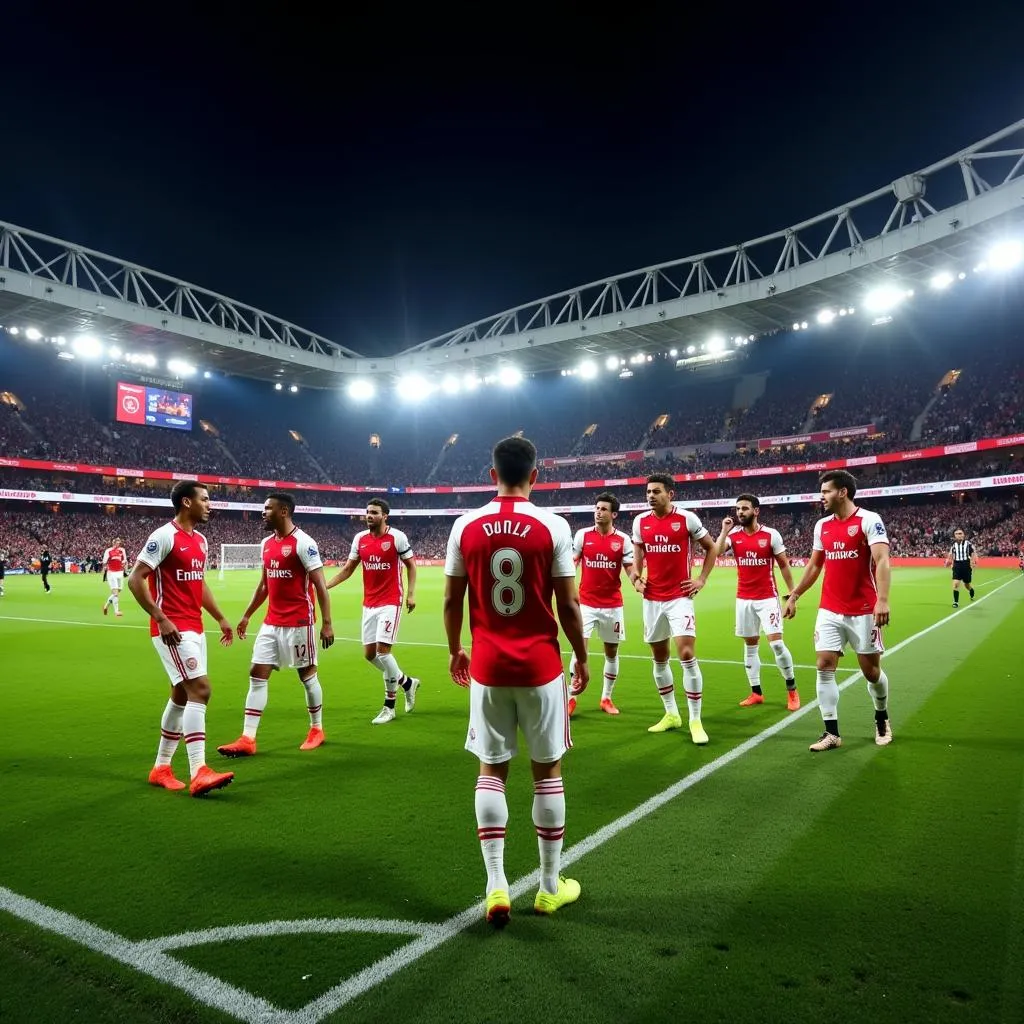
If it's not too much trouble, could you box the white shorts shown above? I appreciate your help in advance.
[465,675,571,765]
[642,597,696,644]
[735,597,784,638]
[152,631,208,684]
[814,609,885,656]
[107,571,124,591]
[361,605,402,646]
[581,604,626,644]
[251,622,318,670]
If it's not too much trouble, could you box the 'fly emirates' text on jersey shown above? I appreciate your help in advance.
[813,507,889,615]
[103,547,127,572]
[138,522,208,637]
[723,526,785,600]
[632,506,708,601]
[445,496,575,687]
[572,527,634,608]
[262,528,324,627]
[350,528,412,608]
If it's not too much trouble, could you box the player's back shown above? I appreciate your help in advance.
[446,496,574,687]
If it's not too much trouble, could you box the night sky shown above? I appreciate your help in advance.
[3,5,1023,355]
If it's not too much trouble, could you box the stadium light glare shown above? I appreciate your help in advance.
[463,373,481,390]
[930,271,954,290]
[685,345,696,355]
[167,358,196,377]
[396,373,433,401]
[497,366,522,387]
[441,374,462,394]
[801,321,809,329]
[605,355,619,370]
[274,382,283,391]
[203,370,212,379]
[72,336,102,358]
[25,327,42,341]
[988,239,1023,270]
[863,285,905,313]
[578,360,598,379]
[55,336,66,344]
[289,385,299,394]
[108,346,122,359]
[669,348,678,357]
[816,309,836,325]
[792,322,801,331]
[9,327,19,335]
[348,379,375,401]
[707,335,725,354]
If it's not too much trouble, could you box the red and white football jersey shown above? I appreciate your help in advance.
[262,528,323,627]
[137,522,208,637]
[350,527,412,608]
[103,547,127,572]
[632,506,708,602]
[572,527,634,608]
[813,507,889,616]
[723,526,785,600]
[445,496,575,687]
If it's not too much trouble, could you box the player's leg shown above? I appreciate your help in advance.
[522,677,580,915]
[854,619,891,746]
[466,682,516,926]
[217,659,272,759]
[644,602,682,732]
[600,638,621,713]
[765,629,800,710]
[149,681,187,791]
[111,580,122,616]
[672,621,708,746]
[810,611,844,751]
[567,607,596,716]
[297,621,325,748]
[952,572,961,607]
[735,599,763,705]
[966,567,976,600]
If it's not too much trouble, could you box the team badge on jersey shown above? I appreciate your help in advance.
[758,538,769,548]
[185,657,198,671]
[872,521,885,537]
[848,524,860,537]
[671,522,681,531]
[281,545,292,557]
[611,541,621,552]
[381,541,391,552]
[308,546,318,556]
[146,540,158,552]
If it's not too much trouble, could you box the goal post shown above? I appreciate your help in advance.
[218,543,264,580]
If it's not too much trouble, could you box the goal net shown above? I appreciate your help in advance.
[218,543,263,580]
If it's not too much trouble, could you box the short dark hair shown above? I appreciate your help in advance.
[171,480,206,512]
[492,436,537,487]
[595,491,620,514]
[819,470,857,499]
[646,473,675,492]
[367,497,390,516]
[735,493,760,509]
[267,491,296,516]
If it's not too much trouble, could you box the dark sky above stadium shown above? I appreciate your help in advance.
[3,5,1023,356]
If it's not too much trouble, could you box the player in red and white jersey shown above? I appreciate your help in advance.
[101,537,128,618]
[784,470,893,751]
[568,491,634,717]
[126,481,236,797]
[630,474,718,744]
[217,493,334,759]
[327,498,420,725]
[445,436,588,926]
[714,494,800,712]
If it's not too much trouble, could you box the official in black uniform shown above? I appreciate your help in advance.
[0,551,6,596]
[39,548,53,593]
[945,529,976,607]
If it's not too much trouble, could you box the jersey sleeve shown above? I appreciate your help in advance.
[348,532,362,562]
[572,529,584,560]
[769,528,786,554]
[444,519,466,577]
[102,548,111,565]
[620,531,635,566]
[812,518,825,552]
[550,517,576,578]
[684,509,709,541]
[392,529,414,559]
[631,514,643,545]
[721,531,735,554]
[137,527,173,569]
[296,532,324,572]
[862,510,889,546]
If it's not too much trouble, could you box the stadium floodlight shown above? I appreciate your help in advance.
[55,336,66,345]
[988,239,1023,270]
[25,327,42,341]
[800,321,809,329]
[396,373,433,401]
[8,327,19,335]
[203,370,212,379]
[274,382,283,391]
[441,374,462,395]
[167,358,196,377]
[863,285,905,313]
[289,385,299,393]
[463,373,481,390]
[792,322,801,331]
[72,335,102,358]
[930,271,954,290]
[605,355,619,370]
[707,335,725,354]
[347,378,375,401]
[108,346,122,359]
[816,309,836,325]
[685,344,696,355]
[669,348,678,357]
[578,360,597,379]
[497,366,522,387]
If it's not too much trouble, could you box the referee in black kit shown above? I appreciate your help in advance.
[945,528,977,607]
[39,548,53,593]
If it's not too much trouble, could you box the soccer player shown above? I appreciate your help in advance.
[101,537,128,617]
[126,480,236,796]
[568,491,633,716]
[630,474,718,744]
[39,548,52,592]
[444,435,587,926]
[715,495,800,711]
[783,470,893,751]
[945,529,977,607]
[326,498,420,724]
[218,492,335,757]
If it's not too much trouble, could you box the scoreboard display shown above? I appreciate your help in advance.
[115,381,193,432]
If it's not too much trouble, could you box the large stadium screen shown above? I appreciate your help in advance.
[115,381,193,432]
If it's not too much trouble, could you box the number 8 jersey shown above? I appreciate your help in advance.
[445,495,576,687]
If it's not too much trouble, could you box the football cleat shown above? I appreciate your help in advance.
[534,876,581,915]
[403,677,421,713]
[371,706,396,725]
[189,765,234,797]
[567,696,577,717]
[739,692,764,707]
[648,712,683,733]
[147,765,185,791]
[599,698,620,715]
[299,727,325,751]
[485,889,511,928]
[102,603,109,616]
[217,735,257,758]
[689,719,709,746]
[809,731,842,752]
[874,719,894,746]
[787,689,802,712]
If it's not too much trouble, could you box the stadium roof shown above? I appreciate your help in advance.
[2,116,1024,388]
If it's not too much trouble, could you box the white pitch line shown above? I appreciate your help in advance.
[1,574,1019,1024]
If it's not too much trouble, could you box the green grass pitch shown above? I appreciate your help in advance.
[1,566,1022,1024]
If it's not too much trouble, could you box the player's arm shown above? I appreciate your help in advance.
[237,569,269,640]
[443,573,470,687]
[101,549,110,569]
[774,551,797,596]
[402,555,417,612]
[683,533,718,596]
[127,561,181,646]
[326,557,360,589]
[943,546,953,569]
[715,518,734,556]
[554,574,590,693]
[309,567,334,649]
[200,581,234,647]
[783,550,825,619]
[629,541,646,593]
[871,542,891,627]
[970,545,978,569]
